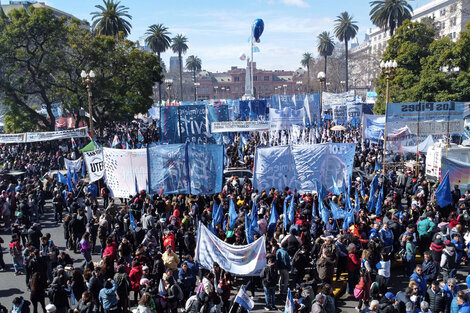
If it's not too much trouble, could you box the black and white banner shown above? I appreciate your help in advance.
[83,149,105,182]
[0,127,88,144]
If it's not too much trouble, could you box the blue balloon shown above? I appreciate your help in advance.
[252,19,264,43]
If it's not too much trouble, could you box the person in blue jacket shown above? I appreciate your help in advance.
[457,291,470,313]
[98,279,118,313]
[410,264,427,294]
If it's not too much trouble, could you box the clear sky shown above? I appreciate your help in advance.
[44,0,432,72]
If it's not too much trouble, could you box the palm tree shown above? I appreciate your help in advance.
[317,32,335,90]
[334,12,359,92]
[186,55,202,82]
[145,24,171,103]
[186,55,202,101]
[370,0,413,36]
[91,0,132,38]
[171,34,188,101]
[300,53,314,93]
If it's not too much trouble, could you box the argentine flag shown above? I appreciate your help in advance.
[235,285,254,311]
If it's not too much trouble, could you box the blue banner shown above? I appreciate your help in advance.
[362,114,385,144]
[179,105,209,144]
[147,143,189,195]
[188,144,224,195]
[160,106,180,143]
[239,100,267,120]
[253,143,356,193]
[207,104,229,144]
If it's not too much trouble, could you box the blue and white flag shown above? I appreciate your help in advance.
[436,171,452,208]
[287,197,295,226]
[129,211,136,231]
[268,202,279,236]
[235,285,254,311]
[229,197,238,229]
[57,171,67,185]
[332,176,340,195]
[285,289,294,313]
[330,200,346,220]
[375,184,384,215]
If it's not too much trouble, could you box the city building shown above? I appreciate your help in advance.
[169,56,180,74]
[349,0,470,94]
[158,62,304,102]
[1,0,79,19]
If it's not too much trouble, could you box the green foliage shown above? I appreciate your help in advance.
[91,0,132,38]
[0,6,162,134]
[3,102,38,133]
[374,20,470,113]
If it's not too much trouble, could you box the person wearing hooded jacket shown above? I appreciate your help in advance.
[441,241,457,283]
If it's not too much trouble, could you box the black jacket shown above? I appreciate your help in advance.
[425,288,448,313]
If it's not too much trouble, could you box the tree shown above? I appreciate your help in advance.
[171,34,188,101]
[0,6,162,134]
[334,11,358,91]
[317,31,335,89]
[370,0,413,36]
[301,53,314,92]
[145,24,171,103]
[0,6,72,130]
[186,55,201,101]
[186,55,202,82]
[91,0,132,38]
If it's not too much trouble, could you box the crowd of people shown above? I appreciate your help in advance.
[0,121,469,313]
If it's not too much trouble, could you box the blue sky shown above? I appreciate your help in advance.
[45,0,432,72]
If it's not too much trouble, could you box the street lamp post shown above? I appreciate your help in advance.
[80,70,95,137]
[379,59,398,176]
[194,82,200,101]
[317,71,326,115]
[165,79,173,104]
[283,84,287,95]
[296,81,303,94]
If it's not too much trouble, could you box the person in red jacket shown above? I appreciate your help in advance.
[102,238,117,262]
[163,231,176,252]
[346,243,361,295]
[129,263,143,305]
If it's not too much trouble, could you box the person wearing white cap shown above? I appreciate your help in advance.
[45,304,56,313]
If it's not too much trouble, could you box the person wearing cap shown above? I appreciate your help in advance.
[312,293,327,313]
[45,304,56,313]
[441,240,457,283]
[379,292,397,313]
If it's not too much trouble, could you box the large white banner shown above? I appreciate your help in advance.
[83,149,105,182]
[269,108,304,130]
[195,223,266,276]
[103,148,148,198]
[211,121,270,133]
[64,158,83,172]
[0,127,88,144]
[25,127,88,142]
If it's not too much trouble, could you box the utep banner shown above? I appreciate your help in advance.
[253,143,356,193]
[269,107,305,129]
[0,127,87,144]
[83,149,105,182]
[188,144,224,195]
[147,143,223,195]
[386,102,464,151]
[441,157,470,191]
[147,144,189,195]
[195,223,266,276]
[362,114,385,143]
[103,148,148,198]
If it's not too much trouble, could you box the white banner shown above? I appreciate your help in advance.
[0,133,27,144]
[83,149,105,182]
[0,127,88,144]
[211,121,270,133]
[269,108,304,130]
[64,158,83,173]
[25,127,88,142]
[195,223,266,276]
[103,148,148,198]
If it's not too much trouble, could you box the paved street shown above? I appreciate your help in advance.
[1,200,469,312]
